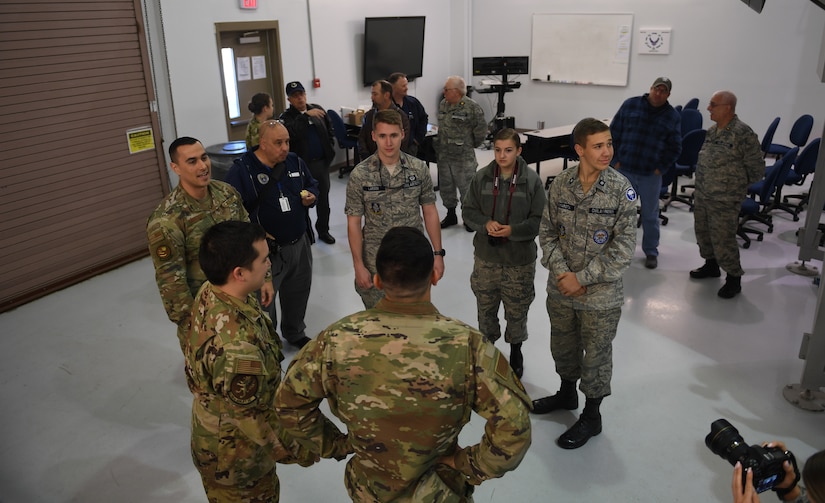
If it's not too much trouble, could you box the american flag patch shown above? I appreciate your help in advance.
[235,358,263,375]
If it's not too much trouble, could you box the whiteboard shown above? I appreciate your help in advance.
[530,13,633,87]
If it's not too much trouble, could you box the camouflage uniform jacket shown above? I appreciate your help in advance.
[435,96,487,163]
[186,281,286,487]
[147,181,251,329]
[245,116,262,150]
[274,298,532,502]
[695,115,765,203]
[344,152,436,271]
[462,156,547,266]
[540,165,637,310]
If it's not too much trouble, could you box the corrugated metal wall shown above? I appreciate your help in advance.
[0,0,169,312]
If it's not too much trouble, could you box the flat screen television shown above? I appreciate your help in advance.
[363,16,425,86]
[472,56,529,76]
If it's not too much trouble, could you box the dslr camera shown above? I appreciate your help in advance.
[705,419,790,493]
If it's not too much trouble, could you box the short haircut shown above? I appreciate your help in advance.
[387,72,407,84]
[447,76,467,95]
[372,80,393,96]
[248,92,272,114]
[494,128,521,149]
[375,226,433,296]
[573,118,610,148]
[374,108,404,129]
[199,221,266,286]
[168,136,201,163]
[804,449,825,503]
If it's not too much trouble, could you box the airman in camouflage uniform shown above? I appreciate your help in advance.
[462,129,547,378]
[274,227,532,503]
[146,137,273,356]
[533,118,637,450]
[690,91,764,299]
[345,109,444,308]
[436,76,488,228]
[187,221,345,503]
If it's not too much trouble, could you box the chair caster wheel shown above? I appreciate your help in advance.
[743,241,751,249]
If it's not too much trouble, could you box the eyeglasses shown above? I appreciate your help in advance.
[443,88,458,92]
[708,102,731,108]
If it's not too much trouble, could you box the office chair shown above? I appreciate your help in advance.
[760,117,780,158]
[683,98,700,110]
[781,137,820,218]
[327,109,360,178]
[765,114,814,158]
[740,146,799,234]
[681,108,703,137]
[737,197,762,249]
[663,128,706,212]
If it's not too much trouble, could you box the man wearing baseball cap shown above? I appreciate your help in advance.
[279,80,337,245]
[609,77,682,270]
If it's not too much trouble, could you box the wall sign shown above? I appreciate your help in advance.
[639,28,672,55]
[240,0,257,9]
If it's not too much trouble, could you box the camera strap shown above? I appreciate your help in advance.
[490,163,519,225]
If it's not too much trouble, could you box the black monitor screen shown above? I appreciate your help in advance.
[472,56,529,76]
[363,17,425,87]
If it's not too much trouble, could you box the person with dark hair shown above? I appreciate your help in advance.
[225,120,320,349]
[186,220,345,503]
[462,128,546,378]
[246,92,274,149]
[532,118,637,450]
[732,442,824,503]
[345,109,444,308]
[358,79,411,159]
[147,136,273,356]
[690,90,764,299]
[610,77,682,269]
[274,226,532,502]
[279,81,337,244]
[436,75,488,231]
[388,72,429,157]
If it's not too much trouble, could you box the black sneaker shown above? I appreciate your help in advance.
[318,232,336,244]
[644,255,658,269]
[289,336,312,349]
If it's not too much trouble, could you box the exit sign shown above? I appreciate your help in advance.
[240,0,257,9]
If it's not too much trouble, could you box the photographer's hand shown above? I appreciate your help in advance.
[762,442,801,501]
[733,462,761,503]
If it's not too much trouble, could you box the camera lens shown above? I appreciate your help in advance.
[705,419,748,466]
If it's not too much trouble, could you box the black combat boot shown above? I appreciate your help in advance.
[509,343,524,378]
[717,275,742,299]
[531,379,578,414]
[440,208,458,228]
[689,259,721,279]
[557,397,603,450]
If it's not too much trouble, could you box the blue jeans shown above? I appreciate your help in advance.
[620,170,661,257]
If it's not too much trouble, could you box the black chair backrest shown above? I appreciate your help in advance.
[681,109,702,137]
[676,128,706,166]
[789,114,814,147]
[756,147,799,202]
[792,137,820,177]
[760,117,780,153]
[684,98,700,110]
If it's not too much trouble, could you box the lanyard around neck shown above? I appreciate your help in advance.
[491,163,519,224]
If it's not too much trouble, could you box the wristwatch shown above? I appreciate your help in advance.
[433,249,446,257]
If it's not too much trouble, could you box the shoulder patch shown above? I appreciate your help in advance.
[229,374,259,405]
[626,187,637,201]
[154,244,172,261]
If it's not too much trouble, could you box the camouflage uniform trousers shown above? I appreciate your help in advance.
[437,148,477,210]
[345,462,474,503]
[546,299,622,399]
[197,466,279,503]
[354,256,384,309]
[470,257,535,344]
[693,195,744,277]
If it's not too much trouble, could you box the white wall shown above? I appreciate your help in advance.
[470,0,825,142]
[154,0,458,164]
[150,0,825,177]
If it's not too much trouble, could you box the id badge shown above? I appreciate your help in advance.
[279,196,291,212]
